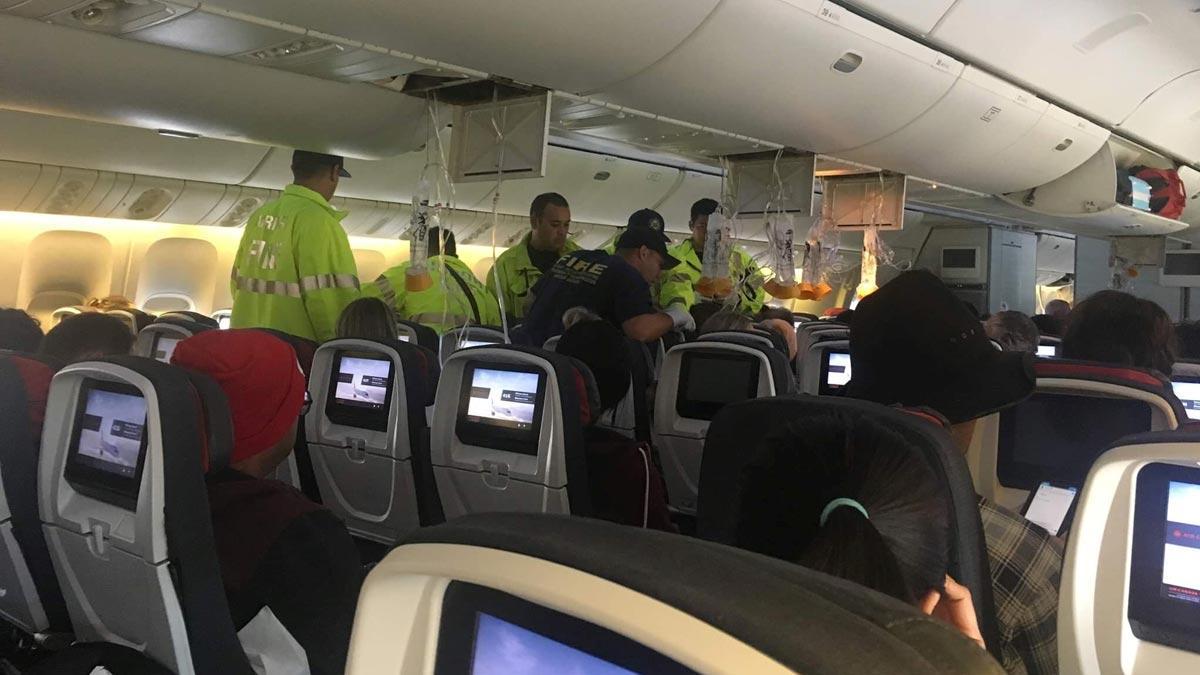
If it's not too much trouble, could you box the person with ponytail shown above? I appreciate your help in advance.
[735,413,985,649]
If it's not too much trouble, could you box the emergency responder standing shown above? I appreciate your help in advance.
[599,208,668,254]
[366,227,501,333]
[487,192,578,321]
[659,198,767,314]
[230,150,360,343]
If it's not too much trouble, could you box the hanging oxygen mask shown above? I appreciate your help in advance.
[405,179,435,292]
[798,187,839,301]
[696,208,735,300]
[763,212,803,300]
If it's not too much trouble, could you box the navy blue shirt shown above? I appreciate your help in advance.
[522,250,655,345]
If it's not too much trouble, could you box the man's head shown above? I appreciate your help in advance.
[171,330,306,478]
[1045,299,1071,320]
[529,192,571,252]
[291,150,350,202]
[689,198,720,249]
[0,308,43,353]
[984,311,1040,354]
[627,208,667,236]
[40,313,134,363]
[615,226,681,284]
[848,270,1035,431]
[427,226,457,258]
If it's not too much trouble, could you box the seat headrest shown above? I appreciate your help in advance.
[159,311,221,330]
[561,356,601,426]
[1,355,54,435]
[396,319,440,353]
[400,514,1003,674]
[255,329,317,377]
[180,371,234,474]
[149,316,211,335]
[1034,358,1171,389]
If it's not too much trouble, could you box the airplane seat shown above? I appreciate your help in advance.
[696,395,1004,663]
[306,338,443,544]
[133,317,212,363]
[1172,360,1200,378]
[794,322,850,376]
[346,513,1002,675]
[396,318,439,353]
[1036,335,1062,358]
[652,340,790,515]
[694,332,795,393]
[969,358,1187,512]
[429,345,597,520]
[1058,432,1200,674]
[38,356,254,673]
[438,325,509,367]
[793,311,819,322]
[797,336,851,396]
[158,311,220,330]
[251,329,322,503]
[0,355,70,636]
[546,335,655,442]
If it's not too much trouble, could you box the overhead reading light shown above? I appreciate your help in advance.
[247,38,342,62]
[156,129,200,139]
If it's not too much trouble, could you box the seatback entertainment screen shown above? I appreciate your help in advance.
[325,352,395,431]
[456,363,546,455]
[64,381,150,509]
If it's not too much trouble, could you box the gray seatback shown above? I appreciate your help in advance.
[798,338,851,395]
[429,346,592,520]
[652,342,779,514]
[133,323,196,362]
[438,326,508,366]
[307,339,421,544]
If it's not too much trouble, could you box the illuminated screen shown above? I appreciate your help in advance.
[74,389,146,477]
[153,335,180,363]
[334,356,391,409]
[1174,380,1200,421]
[1163,481,1200,604]
[460,340,496,349]
[466,368,540,430]
[1036,344,1056,358]
[825,351,851,387]
[1023,482,1077,536]
[471,613,635,675]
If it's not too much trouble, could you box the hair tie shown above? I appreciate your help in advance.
[820,498,869,526]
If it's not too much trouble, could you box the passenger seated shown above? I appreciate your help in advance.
[1045,299,1071,324]
[0,308,44,353]
[1030,314,1064,338]
[336,296,398,341]
[171,330,363,675]
[984,311,1040,354]
[39,312,133,363]
[737,414,984,649]
[1062,290,1176,375]
[849,270,1059,675]
[1176,320,1200,360]
[555,319,674,532]
[699,309,798,360]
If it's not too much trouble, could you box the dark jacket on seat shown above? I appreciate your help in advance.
[583,427,676,532]
[206,469,363,675]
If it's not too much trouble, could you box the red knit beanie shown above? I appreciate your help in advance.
[171,329,306,465]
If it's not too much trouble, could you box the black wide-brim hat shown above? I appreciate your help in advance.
[847,270,1035,424]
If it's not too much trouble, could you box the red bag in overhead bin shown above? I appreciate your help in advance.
[1130,165,1187,219]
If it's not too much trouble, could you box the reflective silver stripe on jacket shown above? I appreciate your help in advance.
[299,273,360,292]
[232,273,302,298]
[374,275,398,307]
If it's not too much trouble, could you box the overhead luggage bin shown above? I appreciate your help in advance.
[0,14,431,159]
[930,0,1200,126]
[995,142,1188,237]
[1119,70,1200,165]
[598,0,963,155]
[841,0,957,35]
[839,67,1108,195]
[0,109,271,186]
[173,0,722,94]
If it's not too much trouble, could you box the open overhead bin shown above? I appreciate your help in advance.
[597,0,963,154]
[838,67,1110,194]
[1118,70,1200,165]
[0,14,431,158]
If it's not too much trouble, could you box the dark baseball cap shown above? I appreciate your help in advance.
[847,270,1034,424]
[627,208,667,237]
[616,226,680,270]
[292,150,351,178]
